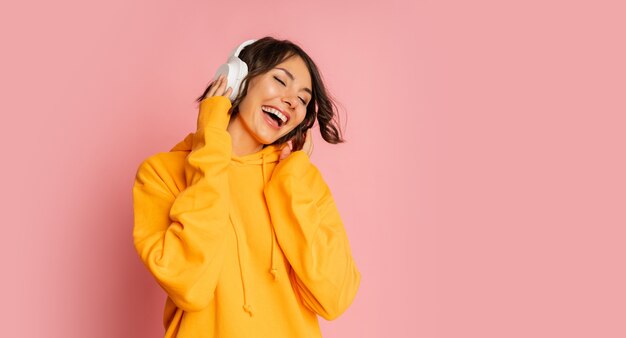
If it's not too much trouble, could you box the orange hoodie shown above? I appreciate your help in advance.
[132,95,361,337]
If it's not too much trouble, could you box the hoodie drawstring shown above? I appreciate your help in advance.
[229,209,254,316]
[263,153,279,282]
[229,150,281,317]
[171,134,283,318]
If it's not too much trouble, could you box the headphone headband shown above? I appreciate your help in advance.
[231,39,257,58]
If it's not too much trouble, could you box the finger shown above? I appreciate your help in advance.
[218,75,228,95]
[208,74,224,97]
[279,144,291,160]
[207,77,219,97]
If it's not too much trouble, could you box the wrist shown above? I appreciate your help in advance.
[198,96,232,130]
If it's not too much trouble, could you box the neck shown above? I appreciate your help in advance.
[227,114,264,157]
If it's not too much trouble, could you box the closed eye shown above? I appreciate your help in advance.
[274,76,286,86]
[275,76,308,106]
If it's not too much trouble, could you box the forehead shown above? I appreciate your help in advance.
[274,56,312,87]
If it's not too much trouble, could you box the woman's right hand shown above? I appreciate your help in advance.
[207,74,233,100]
[195,73,235,133]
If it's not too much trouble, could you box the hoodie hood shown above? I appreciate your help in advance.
[170,132,283,317]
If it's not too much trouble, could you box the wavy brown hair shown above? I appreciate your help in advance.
[195,36,345,152]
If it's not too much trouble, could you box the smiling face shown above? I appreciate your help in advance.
[234,55,313,146]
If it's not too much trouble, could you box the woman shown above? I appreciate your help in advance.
[132,36,361,337]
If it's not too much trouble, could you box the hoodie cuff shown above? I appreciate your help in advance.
[197,96,232,131]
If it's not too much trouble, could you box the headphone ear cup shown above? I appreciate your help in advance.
[237,60,250,93]
[212,63,229,85]
[212,39,257,101]
[227,56,250,102]
[212,60,242,102]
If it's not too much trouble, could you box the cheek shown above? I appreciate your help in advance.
[237,99,253,118]
[294,110,308,126]
[251,78,275,95]
[262,82,281,97]
[280,119,304,137]
[236,99,260,124]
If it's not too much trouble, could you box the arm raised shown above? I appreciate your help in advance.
[133,96,233,312]
[264,151,361,320]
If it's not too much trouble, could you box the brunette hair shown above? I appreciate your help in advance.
[195,36,345,151]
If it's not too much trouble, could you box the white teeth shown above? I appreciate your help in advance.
[262,106,288,125]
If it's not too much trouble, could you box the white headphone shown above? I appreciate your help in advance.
[212,39,257,101]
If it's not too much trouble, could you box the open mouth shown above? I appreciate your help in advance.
[262,106,288,127]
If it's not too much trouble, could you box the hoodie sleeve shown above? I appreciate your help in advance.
[132,96,233,312]
[263,150,361,321]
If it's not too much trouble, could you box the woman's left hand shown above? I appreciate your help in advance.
[279,128,313,161]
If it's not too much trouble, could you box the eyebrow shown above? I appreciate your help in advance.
[276,67,313,96]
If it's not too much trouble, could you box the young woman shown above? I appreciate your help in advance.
[132,36,361,337]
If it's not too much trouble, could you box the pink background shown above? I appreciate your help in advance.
[1,0,624,337]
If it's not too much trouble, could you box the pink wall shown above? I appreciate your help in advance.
[1,0,624,337]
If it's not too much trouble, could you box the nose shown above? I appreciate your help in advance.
[282,95,297,109]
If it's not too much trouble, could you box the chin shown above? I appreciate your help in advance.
[257,129,290,146]
[253,134,278,146]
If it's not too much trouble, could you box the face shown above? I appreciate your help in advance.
[235,55,313,145]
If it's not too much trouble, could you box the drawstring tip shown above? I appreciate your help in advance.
[270,268,278,280]
[243,304,254,316]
